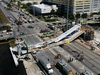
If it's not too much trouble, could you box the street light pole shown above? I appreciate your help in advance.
[66,0,69,30]
[33,0,35,16]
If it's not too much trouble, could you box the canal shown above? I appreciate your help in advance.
[0,43,19,75]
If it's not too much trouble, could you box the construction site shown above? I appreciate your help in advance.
[1,0,100,75]
[81,25,94,40]
[9,23,100,75]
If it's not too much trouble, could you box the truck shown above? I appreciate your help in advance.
[17,21,22,25]
[48,24,55,30]
[39,56,53,74]
[46,32,55,37]
[41,32,55,38]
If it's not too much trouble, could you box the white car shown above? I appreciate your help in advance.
[6,32,9,35]
[6,32,13,35]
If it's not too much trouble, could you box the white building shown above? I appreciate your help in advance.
[30,4,58,15]
[43,0,100,14]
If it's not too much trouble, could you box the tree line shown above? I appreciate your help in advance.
[51,9,88,24]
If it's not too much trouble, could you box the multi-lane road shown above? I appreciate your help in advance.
[0,3,16,24]
[1,1,100,75]
[61,41,100,75]
[35,50,66,75]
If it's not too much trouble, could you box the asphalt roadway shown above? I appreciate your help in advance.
[1,1,99,75]
[62,41,100,75]
[0,3,16,23]
[0,1,50,45]
[35,50,66,75]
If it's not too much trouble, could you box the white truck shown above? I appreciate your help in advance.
[39,56,53,74]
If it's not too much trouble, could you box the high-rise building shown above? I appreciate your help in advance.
[43,0,100,14]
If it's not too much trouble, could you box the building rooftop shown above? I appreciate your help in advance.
[31,4,56,9]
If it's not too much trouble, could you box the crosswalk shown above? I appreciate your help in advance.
[18,34,36,38]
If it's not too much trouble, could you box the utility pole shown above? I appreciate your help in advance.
[33,0,35,16]
[18,15,21,32]
[66,0,69,30]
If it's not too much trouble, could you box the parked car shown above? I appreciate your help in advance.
[28,26,34,28]
[46,32,55,37]
[6,32,9,35]
[0,35,3,37]
[32,21,34,23]
[40,28,51,33]
[52,22,56,25]
[36,19,39,22]
[7,30,12,32]
[41,32,55,38]
[23,17,26,19]
[48,24,55,30]
[20,13,24,16]
[24,21,27,23]
[41,34,47,38]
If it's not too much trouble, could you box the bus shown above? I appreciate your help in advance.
[57,61,72,75]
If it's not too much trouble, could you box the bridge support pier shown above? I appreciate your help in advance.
[83,32,86,40]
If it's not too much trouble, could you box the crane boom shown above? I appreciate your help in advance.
[22,32,29,56]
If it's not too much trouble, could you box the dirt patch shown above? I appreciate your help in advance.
[0,8,8,24]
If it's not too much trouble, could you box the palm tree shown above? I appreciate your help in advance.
[40,0,43,4]
[26,2,32,7]
[81,13,88,19]
[81,13,88,23]
[17,1,21,7]
[7,3,11,9]
[50,9,55,17]
[75,13,80,24]
[22,4,27,8]
[69,14,75,26]
[56,8,61,15]
[33,2,38,5]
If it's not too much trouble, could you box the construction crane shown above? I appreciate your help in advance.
[22,32,30,60]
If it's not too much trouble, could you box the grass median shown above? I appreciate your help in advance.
[0,8,8,24]
[9,39,15,48]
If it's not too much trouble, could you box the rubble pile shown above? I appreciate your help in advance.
[82,25,94,40]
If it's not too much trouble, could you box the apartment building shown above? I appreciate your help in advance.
[43,0,100,14]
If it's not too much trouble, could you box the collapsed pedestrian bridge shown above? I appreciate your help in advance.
[28,24,85,51]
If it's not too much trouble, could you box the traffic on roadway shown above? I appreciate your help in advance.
[0,1,100,75]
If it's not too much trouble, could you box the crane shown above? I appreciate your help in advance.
[22,32,30,60]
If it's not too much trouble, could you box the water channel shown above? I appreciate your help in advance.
[0,42,19,75]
